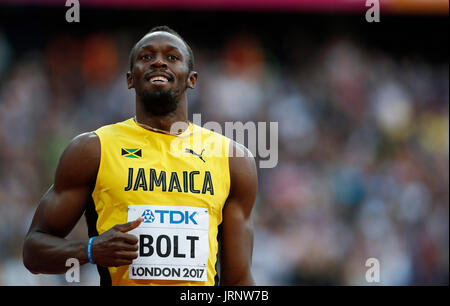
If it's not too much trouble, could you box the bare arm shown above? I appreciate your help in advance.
[23,132,101,274]
[219,142,258,285]
[23,132,141,274]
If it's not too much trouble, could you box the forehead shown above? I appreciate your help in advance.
[135,31,189,56]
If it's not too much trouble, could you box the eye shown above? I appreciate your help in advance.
[168,54,179,61]
[140,54,151,60]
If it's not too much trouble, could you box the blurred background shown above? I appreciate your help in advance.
[0,0,448,285]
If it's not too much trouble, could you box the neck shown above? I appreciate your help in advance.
[135,96,189,134]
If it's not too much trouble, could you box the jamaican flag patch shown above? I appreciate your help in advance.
[121,148,142,159]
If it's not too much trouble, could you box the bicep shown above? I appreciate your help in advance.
[28,185,92,238]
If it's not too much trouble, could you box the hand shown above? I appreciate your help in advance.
[91,217,142,267]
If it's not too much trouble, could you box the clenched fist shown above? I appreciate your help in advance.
[91,217,142,267]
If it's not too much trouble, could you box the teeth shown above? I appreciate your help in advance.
[150,76,168,82]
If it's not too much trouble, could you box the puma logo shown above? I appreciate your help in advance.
[185,148,206,163]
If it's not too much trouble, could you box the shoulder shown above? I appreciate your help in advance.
[69,131,100,148]
[229,140,256,176]
[63,132,100,158]
[229,139,254,159]
[54,132,100,191]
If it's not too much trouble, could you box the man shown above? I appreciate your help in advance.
[23,26,257,286]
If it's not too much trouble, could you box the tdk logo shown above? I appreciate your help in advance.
[141,209,198,225]
[141,209,156,223]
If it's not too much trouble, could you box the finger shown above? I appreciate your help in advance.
[113,232,139,245]
[113,239,139,251]
[113,231,138,244]
[115,250,139,261]
[114,217,143,233]
[121,233,139,245]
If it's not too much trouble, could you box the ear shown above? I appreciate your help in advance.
[186,71,198,89]
[126,71,134,89]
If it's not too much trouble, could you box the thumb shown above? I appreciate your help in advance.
[115,217,142,233]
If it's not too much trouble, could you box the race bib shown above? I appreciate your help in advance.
[127,205,209,281]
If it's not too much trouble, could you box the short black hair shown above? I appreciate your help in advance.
[128,25,195,72]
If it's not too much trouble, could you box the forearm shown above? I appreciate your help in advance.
[220,269,255,286]
[23,230,90,274]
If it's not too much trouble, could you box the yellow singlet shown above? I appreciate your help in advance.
[87,118,230,286]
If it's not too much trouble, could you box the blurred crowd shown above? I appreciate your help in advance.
[0,22,448,285]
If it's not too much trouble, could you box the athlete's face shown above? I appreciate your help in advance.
[127,32,197,107]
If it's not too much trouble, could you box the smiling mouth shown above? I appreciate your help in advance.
[149,76,169,83]
[145,72,173,85]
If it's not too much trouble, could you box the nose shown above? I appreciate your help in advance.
[150,56,168,69]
